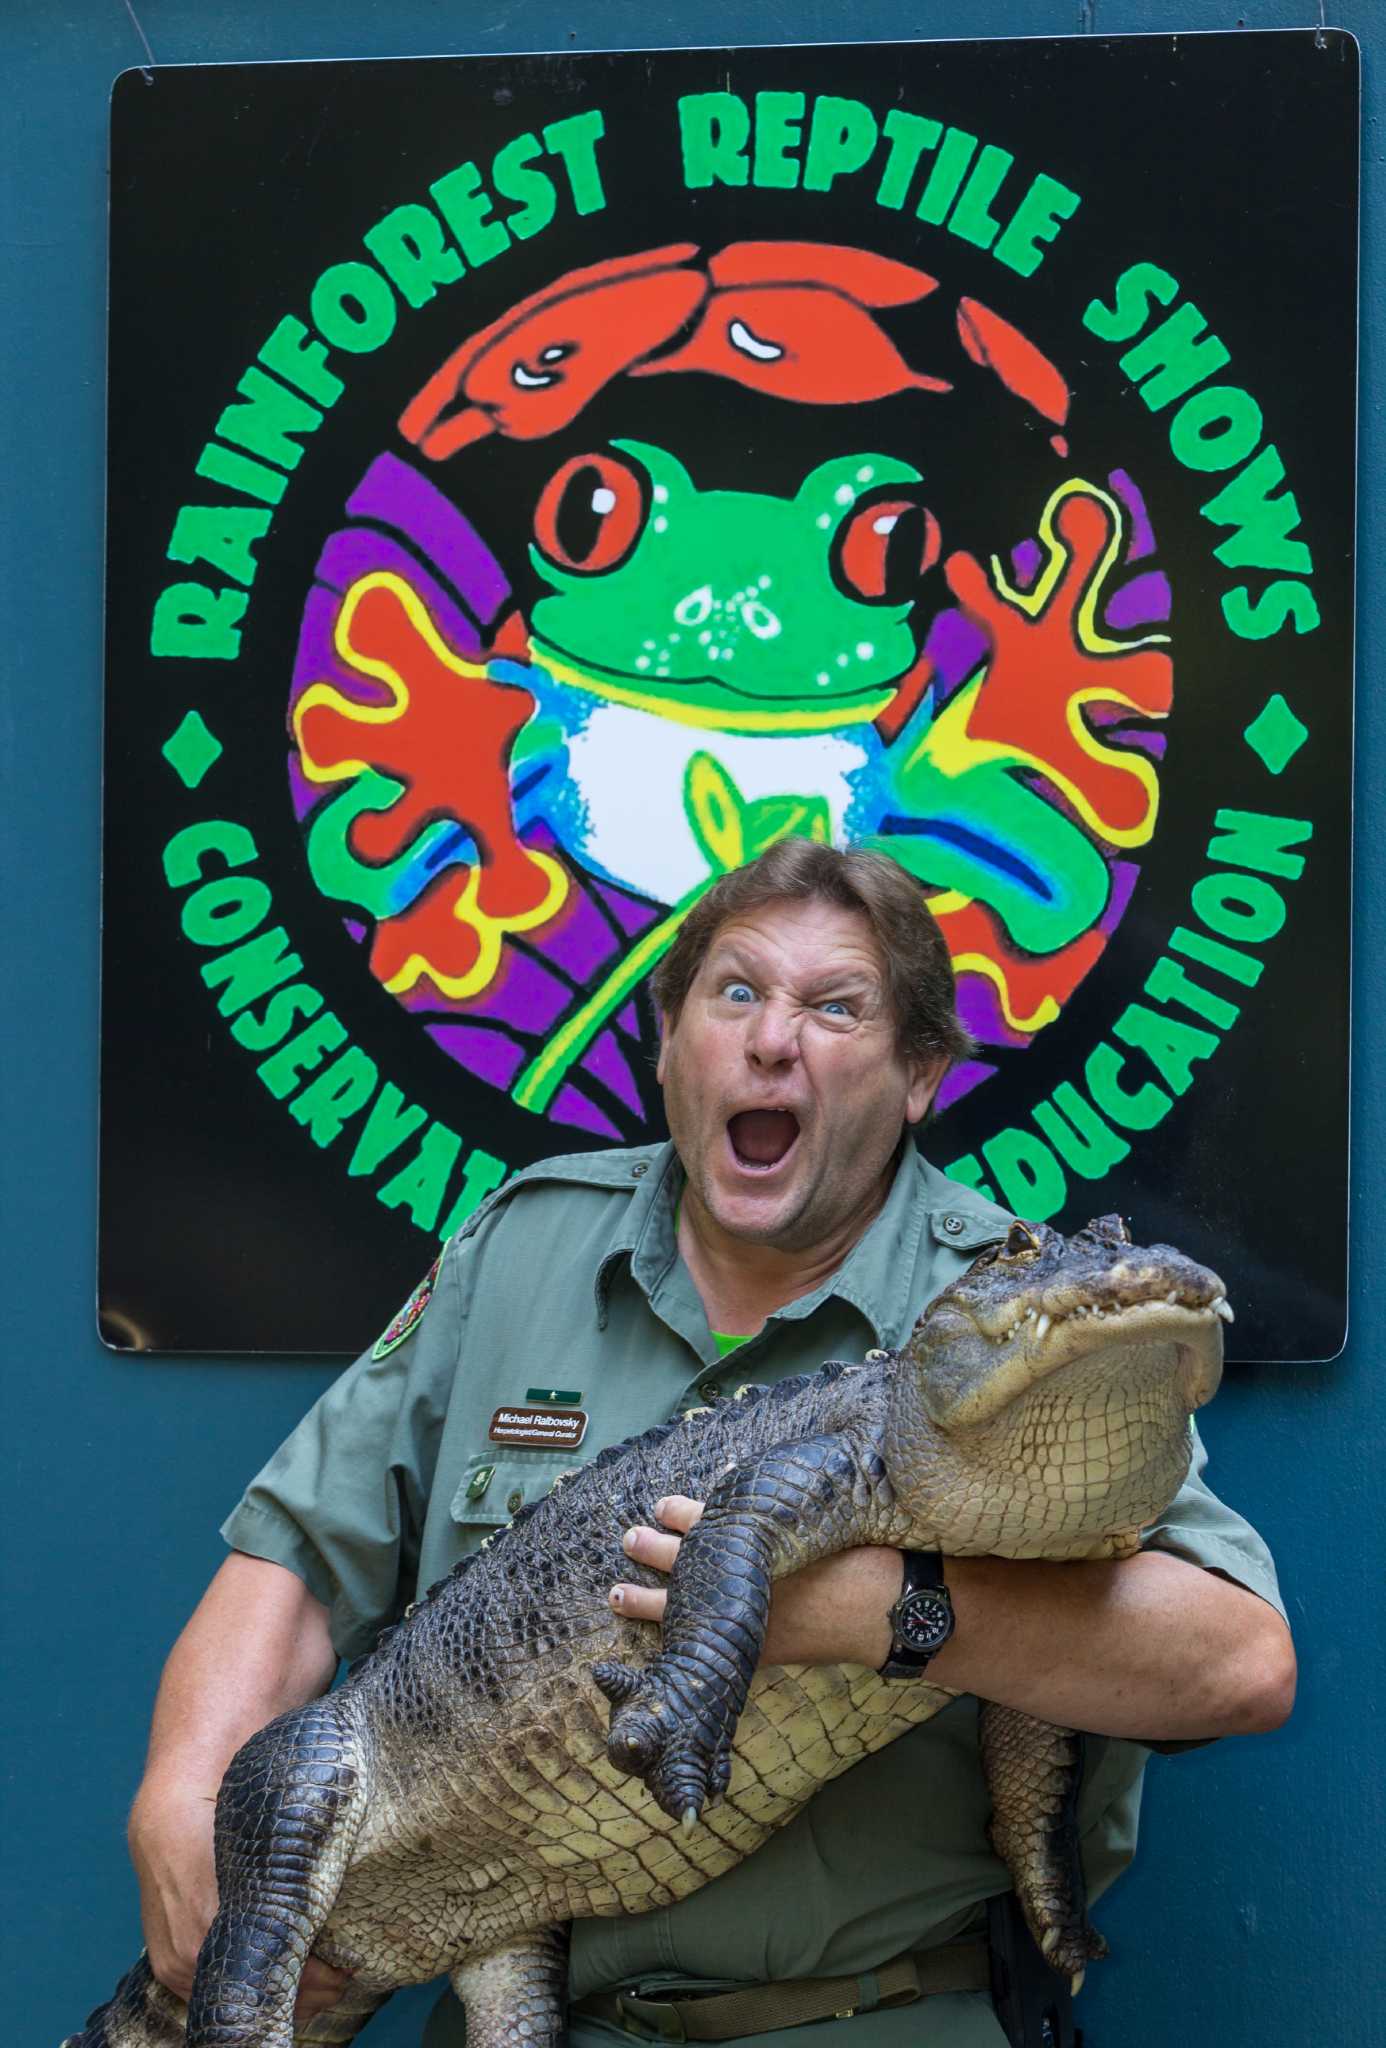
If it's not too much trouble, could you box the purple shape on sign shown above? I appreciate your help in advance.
[473,950,571,1035]
[426,1022,525,1089]
[1105,571,1172,630]
[287,749,318,823]
[315,532,484,659]
[533,882,621,982]
[1109,470,1156,561]
[292,586,394,718]
[1010,538,1043,586]
[1097,860,1141,940]
[343,918,367,944]
[347,453,512,627]
[935,1059,997,1114]
[592,877,662,939]
[956,974,1028,1050]
[550,1084,624,1142]
[924,608,989,702]
[616,1002,642,1039]
[581,1029,645,1120]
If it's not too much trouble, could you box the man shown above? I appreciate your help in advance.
[127,842,1294,2046]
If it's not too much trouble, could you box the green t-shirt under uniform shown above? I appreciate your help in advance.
[223,1141,1285,2044]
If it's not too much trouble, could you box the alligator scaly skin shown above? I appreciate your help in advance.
[66,1218,1227,2048]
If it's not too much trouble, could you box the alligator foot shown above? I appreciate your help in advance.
[594,1658,736,1825]
[451,1924,569,2048]
[979,1702,1108,1990]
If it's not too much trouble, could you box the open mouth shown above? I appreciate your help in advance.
[726,1109,801,1173]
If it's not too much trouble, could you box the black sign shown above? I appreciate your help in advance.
[101,32,1357,1358]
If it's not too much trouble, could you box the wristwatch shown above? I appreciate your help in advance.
[879,1549,955,1677]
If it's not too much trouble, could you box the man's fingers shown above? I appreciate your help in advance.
[608,1582,669,1621]
[621,1525,683,1572]
[294,1955,353,2021]
[655,1495,705,1532]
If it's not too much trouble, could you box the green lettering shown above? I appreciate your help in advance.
[200,925,302,1017]
[875,109,941,210]
[981,1127,1067,1221]
[1119,302,1230,412]
[803,95,878,191]
[194,442,287,506]
[1082,261,1179,344]
[1191,872,1286,942]
[993,173,1081,277]
[428,163,510,267]
[348,1081,429,1177]
[363,202,464,307]
[180,875,272,948]
[376,1122,463,1232]
[257,1010,348,1098]
[753,91,805,189]
[257,317,344,406]
[940,1152,998,1204]
[542,110,608,215]
[288,1047,380,1147]
[1112,1002,1218,1096]
[150,581,248,659]
[678,91,750,188]
[163,819,258,887]
[215,365,322,468]
[1221,580,1320,639]
[230,981,323,1052]
[492,132,557,240]
[1085,1042,1171,1131]
[916,126,976,225]
[1145,956,1240,1030]
[1201,445,1313,574]
[309,262,398,353]
[1168,924,1264,988]
[1208,806,1311,880]
[1032,1084,1131,1180]
[438,1148,510,1237]
[947,143,1014,251]
[166,505,270,586]
[1168,384,1262,473]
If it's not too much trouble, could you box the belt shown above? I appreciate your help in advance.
[573,1939,992,2041]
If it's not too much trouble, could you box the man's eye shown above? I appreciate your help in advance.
[722,981,756,1004]
[818,999,852,1018]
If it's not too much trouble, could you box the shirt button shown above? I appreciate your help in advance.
[506,1488,524,1514]
[631,1162,648,1178]
[699,1378,720,1402]
[942,1214,966,1236]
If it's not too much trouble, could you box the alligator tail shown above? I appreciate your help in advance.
[61,1950,187,2048]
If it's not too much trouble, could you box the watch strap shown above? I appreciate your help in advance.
[880,1548,955,1678]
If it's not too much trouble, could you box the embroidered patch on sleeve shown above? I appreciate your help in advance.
[372,1253,443,1360]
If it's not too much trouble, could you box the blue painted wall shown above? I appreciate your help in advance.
[3,2,1382,2042]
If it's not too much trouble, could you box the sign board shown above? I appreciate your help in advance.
[101,31,1357,1358]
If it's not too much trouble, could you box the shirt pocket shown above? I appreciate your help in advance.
[448,1449,586,1554]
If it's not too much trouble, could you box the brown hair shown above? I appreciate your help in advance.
[651,840,973,1069]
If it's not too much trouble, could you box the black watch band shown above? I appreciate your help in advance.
[880,1549,955,1678]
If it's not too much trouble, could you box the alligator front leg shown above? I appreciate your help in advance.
[594,1432,870,1825]
[979,1702,1109,1990]
[451,1925,569,2048]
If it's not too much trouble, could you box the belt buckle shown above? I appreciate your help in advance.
[615,1993,688,2042]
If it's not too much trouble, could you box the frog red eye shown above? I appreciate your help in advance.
[534,452,646,573]
[834,496,941,602]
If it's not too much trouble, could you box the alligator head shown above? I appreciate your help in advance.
[889,1215,1229,1558]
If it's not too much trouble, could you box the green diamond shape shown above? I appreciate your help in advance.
[162,710,223,789]
[1243,694,1308,775]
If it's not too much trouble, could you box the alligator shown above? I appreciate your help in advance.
[67,1214,1229,2048]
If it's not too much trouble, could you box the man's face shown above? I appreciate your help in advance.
[657,897,945,1256]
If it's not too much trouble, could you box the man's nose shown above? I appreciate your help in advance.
[745,999,801,1066]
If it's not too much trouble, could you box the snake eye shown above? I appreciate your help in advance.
[534,452,646,573]
[833,495,941,603]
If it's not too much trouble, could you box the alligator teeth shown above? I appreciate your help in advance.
[1213,1296,1235,1323]
[1035,1314,1052,1344]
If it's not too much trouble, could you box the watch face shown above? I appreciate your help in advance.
[897,1591,954,1655]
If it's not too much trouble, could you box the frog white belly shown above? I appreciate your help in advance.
[554,702,874,903]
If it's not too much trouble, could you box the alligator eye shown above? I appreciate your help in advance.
[833,495,941,603]
[534,452,646,573]
[1004,1221,1043,1258]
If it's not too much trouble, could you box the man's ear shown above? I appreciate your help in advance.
[904,1055,949,1127]
[655,1011,669,1086]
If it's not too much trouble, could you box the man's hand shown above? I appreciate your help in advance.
[610,1500,1296,1741]
[610,1497,898,1668]
[129,1552,351,2018]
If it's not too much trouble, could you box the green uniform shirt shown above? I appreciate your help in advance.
[222,1141,1285,2042]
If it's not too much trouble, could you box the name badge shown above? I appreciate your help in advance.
[488,1404,589,1450]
